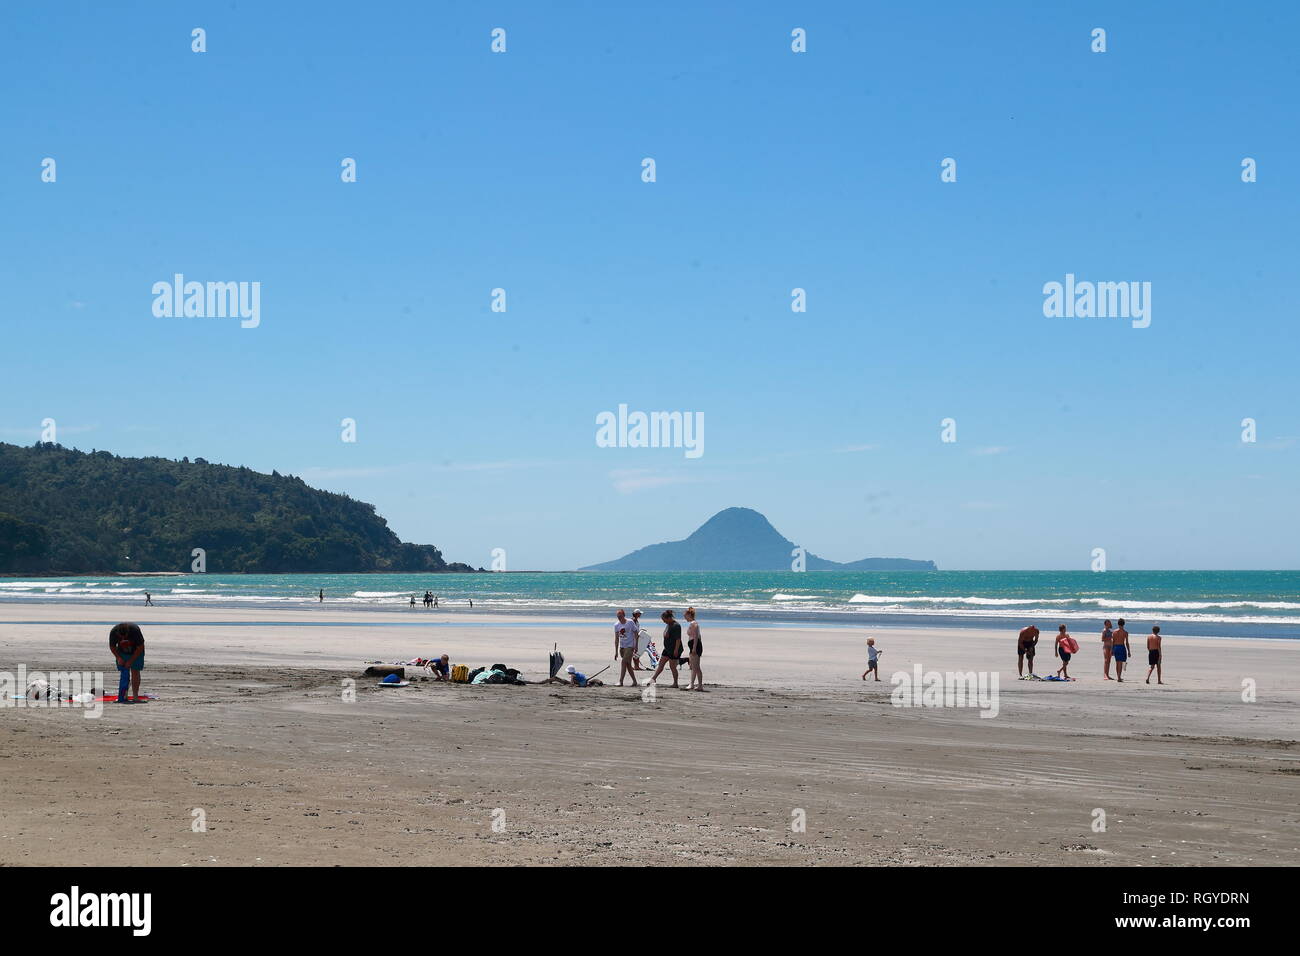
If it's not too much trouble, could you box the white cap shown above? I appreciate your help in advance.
[566,665,576,673]
[633,609,642,616]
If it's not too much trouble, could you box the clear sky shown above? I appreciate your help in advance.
[3,2,1297,571]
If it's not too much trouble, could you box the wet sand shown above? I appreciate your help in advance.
[1,603,1296,866]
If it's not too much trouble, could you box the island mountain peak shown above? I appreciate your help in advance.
[581,507,935,571]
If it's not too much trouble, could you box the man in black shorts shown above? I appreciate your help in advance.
[1145,626,1164,685]
[1017,625,1039,677]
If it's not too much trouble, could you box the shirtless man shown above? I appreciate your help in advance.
[1112,618,1131,682]
[1017,625,1039,677]
[1101,619,1115,679]
[1145,626,1164,684]
[1054,624,1073,678]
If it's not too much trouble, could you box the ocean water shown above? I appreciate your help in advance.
[2,570,1299,639]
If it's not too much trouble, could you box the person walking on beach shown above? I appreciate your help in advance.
[319,588,324,603]
[1112,618,1131,681]
[627,609,643,670]
[613,609,639,687]
[684,607,704,691]
[109,622,145,703]
[1017,625,1039,677]
[144,591,153,606]
[1101,619,1114,679]
[650,610,683,688]
[1145,626,1164,684]
[862,637,882,681]
[1054,624,1073,678]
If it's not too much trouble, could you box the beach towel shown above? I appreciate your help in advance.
[1041,675,1076,682]
[644,640,659,668]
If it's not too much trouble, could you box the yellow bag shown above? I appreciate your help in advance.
[451,664,470,683]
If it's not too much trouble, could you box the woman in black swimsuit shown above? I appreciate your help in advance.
[684,606,704,691]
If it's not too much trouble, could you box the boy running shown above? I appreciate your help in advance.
[861,637,882,681]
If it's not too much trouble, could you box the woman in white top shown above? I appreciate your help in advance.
[684,606,704,691]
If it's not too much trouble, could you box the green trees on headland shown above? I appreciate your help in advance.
[0,442,476,574]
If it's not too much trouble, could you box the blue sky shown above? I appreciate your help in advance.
[2,1,1298,570]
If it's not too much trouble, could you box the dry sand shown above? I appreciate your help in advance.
[1,602,1296,866]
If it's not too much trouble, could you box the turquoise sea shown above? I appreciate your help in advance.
[2,570,1299,639]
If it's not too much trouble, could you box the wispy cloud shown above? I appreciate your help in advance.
[298,465,410,481]
[609,468,707,494]
[431,458,557,473]
[299,459,557,482]
[833,443,880,454]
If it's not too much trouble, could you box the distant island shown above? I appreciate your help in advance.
[0,442,478,574]
[581,507,937,571]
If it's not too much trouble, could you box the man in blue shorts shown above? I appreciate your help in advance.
[1112,618,1131,682]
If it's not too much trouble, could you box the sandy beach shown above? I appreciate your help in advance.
[1,602,1296,866]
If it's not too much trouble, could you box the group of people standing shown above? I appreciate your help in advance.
[1017,617,1164,683]
[613,607,704,690]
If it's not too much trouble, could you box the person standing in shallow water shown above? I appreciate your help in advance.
[319,589,324,603]
[650,610,683,688]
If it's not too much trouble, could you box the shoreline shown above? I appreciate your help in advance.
[1,596,1297,641]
